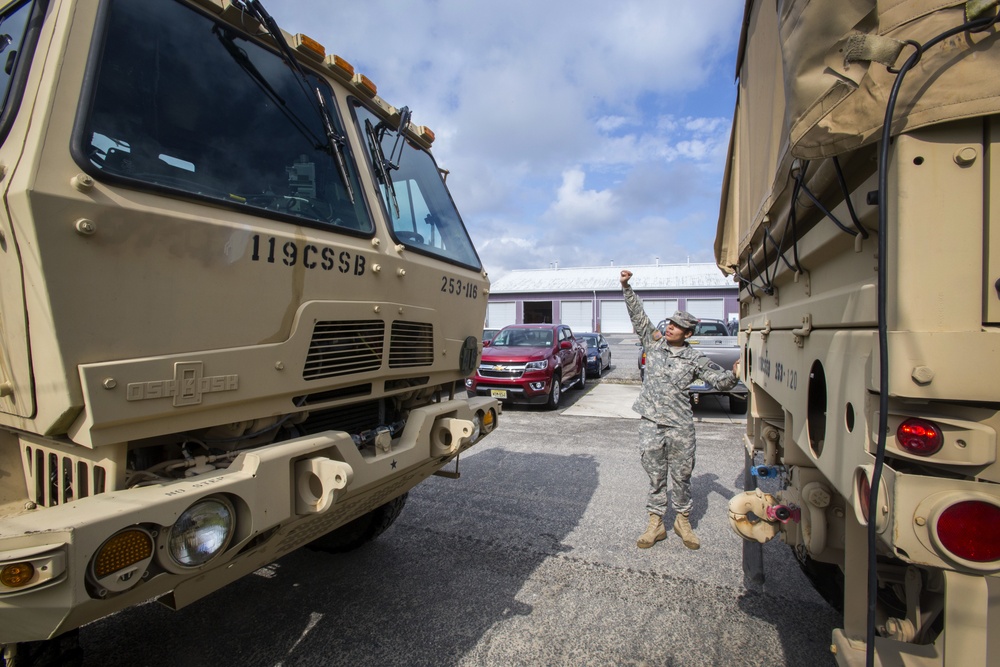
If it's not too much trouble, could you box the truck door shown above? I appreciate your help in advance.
[0,0,45,419]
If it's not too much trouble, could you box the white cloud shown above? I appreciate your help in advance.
[543,168,618,227]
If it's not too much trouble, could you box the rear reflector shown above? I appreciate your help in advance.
[858,472,871,523]
[936,500,1000,563]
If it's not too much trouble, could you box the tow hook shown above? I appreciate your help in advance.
[728,489,784,543]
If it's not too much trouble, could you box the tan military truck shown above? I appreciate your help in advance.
[0,0,500,663]
[718,1,1000,665]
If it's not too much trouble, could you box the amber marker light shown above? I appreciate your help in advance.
[93,529,153,579]
[328,54,355,78]
[294,33,326,59]
[353,73,378,97]
[0,562,35,588]
[482,408,496,434]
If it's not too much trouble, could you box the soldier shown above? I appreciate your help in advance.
[621,269,739,550]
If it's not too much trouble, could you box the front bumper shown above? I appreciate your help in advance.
[0,396,499,642]
[467,375,553,404]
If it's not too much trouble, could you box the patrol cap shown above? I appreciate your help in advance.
[667,310,699,331]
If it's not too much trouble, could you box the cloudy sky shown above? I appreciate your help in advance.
[265,1,745,279]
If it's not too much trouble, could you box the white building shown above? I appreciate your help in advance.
[486,263,738,334]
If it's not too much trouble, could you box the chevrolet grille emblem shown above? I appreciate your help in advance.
[493,365,506,371]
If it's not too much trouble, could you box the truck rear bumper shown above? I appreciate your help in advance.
[832,571,1000,666]
[0,396,499,642]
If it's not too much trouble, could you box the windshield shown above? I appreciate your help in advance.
[695,322,729,336]
[579,335,599,348]
[75,0,372,233]
[492,328,552,347]
[353,103,480,269]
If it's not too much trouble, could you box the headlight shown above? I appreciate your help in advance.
[525,359,548,371]
[166,496,235,568]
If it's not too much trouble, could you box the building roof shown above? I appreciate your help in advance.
[488,263,733,294]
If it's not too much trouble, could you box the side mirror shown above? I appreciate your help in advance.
[483,340,491,347]
[560,340,572,350]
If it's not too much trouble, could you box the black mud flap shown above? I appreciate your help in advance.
[742,449,765,590]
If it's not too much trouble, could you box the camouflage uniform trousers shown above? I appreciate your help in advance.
[639,417,697,516]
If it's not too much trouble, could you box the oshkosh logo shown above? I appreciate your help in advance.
[127,362,238,407]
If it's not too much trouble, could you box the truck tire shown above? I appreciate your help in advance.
[729,395,748,414]
[307,493,408,553]
[795,551,844,613]
[575,363,586,388]
[2,631,83,667]
[546,372,562,409]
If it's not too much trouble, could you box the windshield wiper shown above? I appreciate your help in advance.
[233,0,355,203]
[212,25,323,151]
[364,107,414,219]
[365,118,399,217]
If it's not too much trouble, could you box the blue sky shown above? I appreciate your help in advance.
[265,1,745,280]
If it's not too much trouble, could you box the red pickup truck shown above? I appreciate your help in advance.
[466,324,587,409]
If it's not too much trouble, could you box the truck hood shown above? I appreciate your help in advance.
[481,346,551,363]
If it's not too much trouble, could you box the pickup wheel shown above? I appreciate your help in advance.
[576,362,586,388]
[307,493,408,553]
[546,372,562,409]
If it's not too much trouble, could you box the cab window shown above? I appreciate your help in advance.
[353,102,481,269]
[74,0,372,234]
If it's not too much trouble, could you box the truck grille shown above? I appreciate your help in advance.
[304,320,385,380]
[478,363,526,379]
[22,443,115,507]
[389,321,434,368]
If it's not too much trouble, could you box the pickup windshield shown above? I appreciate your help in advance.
[74,0,371,233]
[492,328,552,347]
[353,103,480,269]
[694,322,730,336]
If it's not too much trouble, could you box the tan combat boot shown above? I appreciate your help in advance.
[673,513,700,550]
[636,513,667,549]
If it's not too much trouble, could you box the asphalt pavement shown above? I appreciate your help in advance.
[80,338,840,666]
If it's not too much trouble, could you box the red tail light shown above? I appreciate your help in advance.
[936,501,1000,563]
[857,472,871,523]
[896,418,943,456]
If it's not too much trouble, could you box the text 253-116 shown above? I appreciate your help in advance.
[441,276,478,299]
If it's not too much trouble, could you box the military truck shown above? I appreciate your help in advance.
[718,2,1000,665]
[0,0,500,663]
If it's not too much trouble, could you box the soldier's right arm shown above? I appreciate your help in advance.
[622,282,654,342]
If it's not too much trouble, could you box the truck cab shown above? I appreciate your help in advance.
[0,0,500,659]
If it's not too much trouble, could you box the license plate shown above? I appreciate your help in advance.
[490,389,508,399]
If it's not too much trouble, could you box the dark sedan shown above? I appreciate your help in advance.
[577,333,611,377]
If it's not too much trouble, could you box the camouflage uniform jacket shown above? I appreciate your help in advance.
[625,286,737,426]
